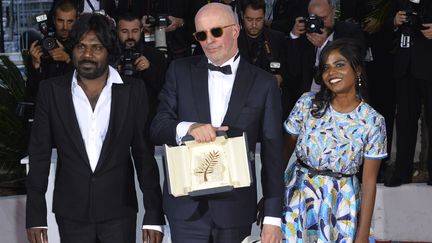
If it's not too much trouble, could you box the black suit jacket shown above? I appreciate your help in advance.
[271,0,309,35]
[134,41,167,128]
[391,0,432,81]
[238,28,288,79]
[339,0,368,23]
[238,27,292,117]
[26,72,164,227]
[287,20,366,93]
[150,55,284,227]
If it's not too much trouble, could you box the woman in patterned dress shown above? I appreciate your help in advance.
[282,38,387,242]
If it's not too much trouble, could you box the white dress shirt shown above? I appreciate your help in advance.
[175,53,239,142]
[83,0,100,13]
[71,66,118,172]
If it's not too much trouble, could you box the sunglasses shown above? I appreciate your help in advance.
[193,24,236,42]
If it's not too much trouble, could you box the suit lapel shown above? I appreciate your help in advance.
[222,59,255,126]
[191,57,211,123]
[52,73,90,166]
[94,82,130,172]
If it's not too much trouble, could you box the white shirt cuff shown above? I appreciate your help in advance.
[176,121,195,145]
[142,225,164,233]
[31,226,48,229]
[290,32,300,39]
[263,216,281,227]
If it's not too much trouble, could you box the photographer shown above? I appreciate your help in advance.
[26,0,77,101]
[286,0,364,106]
[237,0,291,117]
[385,0,432,187]
[140,0,191,61]
[116,12,167,135]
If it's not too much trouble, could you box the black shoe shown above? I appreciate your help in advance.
[427,180,432,186]
[384,176,411,187]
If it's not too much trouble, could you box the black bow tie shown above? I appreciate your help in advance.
[207,63,232,75]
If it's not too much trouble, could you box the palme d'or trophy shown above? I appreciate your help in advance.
[163,133,252,197]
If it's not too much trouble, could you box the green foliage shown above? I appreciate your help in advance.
[0,54,28,191]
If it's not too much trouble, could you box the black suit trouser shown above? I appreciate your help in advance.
[168,201,252,243]
[394,75,432,180]
[366,57,396,162]
[55,215,136,243]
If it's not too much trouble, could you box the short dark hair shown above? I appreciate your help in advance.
[240,0,266,14]
[69,13,121,64]
[52,0,78,17]
[312,38,367,118]
[117,12,143,28]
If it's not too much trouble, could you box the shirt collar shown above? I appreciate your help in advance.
[72,65,123,89]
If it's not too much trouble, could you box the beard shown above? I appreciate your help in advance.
[76,60,108,80]
[124,38,137,48]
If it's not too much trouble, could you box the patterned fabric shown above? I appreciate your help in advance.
[282,92,387,242]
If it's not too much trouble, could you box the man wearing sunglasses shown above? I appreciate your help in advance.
[151,3,284,243]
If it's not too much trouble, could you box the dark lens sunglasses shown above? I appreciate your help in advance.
[193,24,236,42]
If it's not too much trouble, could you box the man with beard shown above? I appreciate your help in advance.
[286,0,365,106]
[237,0,290,117]
[116,12,167,133]
[25,13,164,243]
[26,0,77,101]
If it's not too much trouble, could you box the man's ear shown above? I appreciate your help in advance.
[232,24,241,39]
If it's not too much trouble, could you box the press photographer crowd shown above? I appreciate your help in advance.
[19,0,432,242]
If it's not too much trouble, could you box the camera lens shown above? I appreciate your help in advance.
[42,37,57,51]
[304,15,324,34]
[120,48,140,76]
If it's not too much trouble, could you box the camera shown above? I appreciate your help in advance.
[16,102,35,122]
[401,1,429,33]
[93,9,106,16]
[143,15,170,56]
[119,47,141,76]
[302,14,324,34]
[145,14,171,28]
[35,14,58,55]
[269,62,281,74]
[404,9,423,29]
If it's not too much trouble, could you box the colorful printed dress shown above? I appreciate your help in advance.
[282,92,387,242]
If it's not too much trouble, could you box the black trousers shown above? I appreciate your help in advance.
[394,75,432,180]
[366,56,396,162]
[168,201,252,243]
[55,215,137,243]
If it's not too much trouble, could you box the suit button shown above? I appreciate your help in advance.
[91,178,96,182]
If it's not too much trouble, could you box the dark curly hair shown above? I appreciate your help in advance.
[311,38,368,118]
[69,13,121,65]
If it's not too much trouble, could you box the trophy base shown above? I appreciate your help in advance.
[188,185,234,197]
